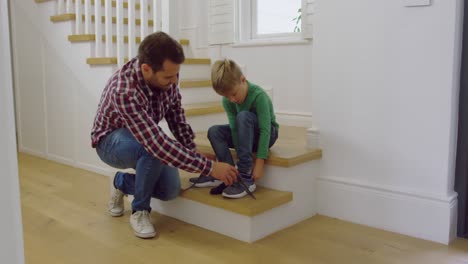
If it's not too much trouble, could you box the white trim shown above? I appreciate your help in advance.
[47,153,75,167]
[75,161,114,177]
[41,40,49,155]
[316,176,458,244]
[232,38,310,48]
[1,0,25,261]
[19,147,47,159]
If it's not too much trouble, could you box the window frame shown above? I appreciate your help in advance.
[239,0,302,42]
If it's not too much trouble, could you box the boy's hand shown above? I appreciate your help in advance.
[252,159,265,181]
[211,162,238,185]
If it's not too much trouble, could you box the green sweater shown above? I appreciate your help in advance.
[222,81,279,159]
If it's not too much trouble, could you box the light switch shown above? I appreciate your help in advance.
[405,0,431,7]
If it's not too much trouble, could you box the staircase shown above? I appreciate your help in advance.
[33,0,322,243]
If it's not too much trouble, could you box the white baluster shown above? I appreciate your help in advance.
[116,0,124,66]
[57,0,65,14]
[128,0,136,58]
[95,0,103,56]
[152,0,160,32]
[75,0,83,34]
[105,0,113,57]
[65,0,72,13]
[140,0,148,38]
[84,0,91,34]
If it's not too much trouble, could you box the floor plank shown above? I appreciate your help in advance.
[18,153,468,264]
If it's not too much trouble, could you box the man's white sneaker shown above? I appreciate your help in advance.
[108,187,125,217]
[130,210,156,238]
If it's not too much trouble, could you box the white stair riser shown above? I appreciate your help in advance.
[180,64,211,80]
[149,162,318,242]
[180,87,219,104]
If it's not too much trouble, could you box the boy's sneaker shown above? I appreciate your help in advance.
[188,175,222,187]
[130,210,156,239]
[222,177,256,199]
[108,186,125,217]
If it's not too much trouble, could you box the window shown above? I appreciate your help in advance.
[252,0,302,39]
[208,0,313,45]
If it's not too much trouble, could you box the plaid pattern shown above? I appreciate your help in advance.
[91,57,213,175]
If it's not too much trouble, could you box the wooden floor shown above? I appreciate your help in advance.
[18,153,468,264]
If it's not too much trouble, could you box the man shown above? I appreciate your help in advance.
[91,32,238,239]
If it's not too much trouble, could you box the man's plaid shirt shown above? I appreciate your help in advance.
[91,58,213,176]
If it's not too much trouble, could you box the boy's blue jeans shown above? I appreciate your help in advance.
[96,128,180,212]
[208,111,278,174]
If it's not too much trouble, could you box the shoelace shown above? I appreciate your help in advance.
[237,176,256,200]
[135,211,152,228]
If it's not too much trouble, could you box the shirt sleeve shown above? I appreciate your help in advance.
[254,93,272,159]
[112,80,213,175]
[222,97,238,149]
[164,86,197,150]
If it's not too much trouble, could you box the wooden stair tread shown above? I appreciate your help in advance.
[184,101,223,116]
[180,79,212,88]
[195,126,322,167]
[51,14,154,26]
[87,57,210,65]
[179,171,293,217]
[69,35,188,46]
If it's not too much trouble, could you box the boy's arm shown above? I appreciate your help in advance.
[222,97,239,149]
[255,93,273,159]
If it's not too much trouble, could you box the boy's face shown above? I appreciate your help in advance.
[223,77,248,104]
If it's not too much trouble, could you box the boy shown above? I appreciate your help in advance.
[190,59,279,198]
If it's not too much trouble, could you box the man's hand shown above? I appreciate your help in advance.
[211,162,238,185]
[252,158,265,181]
[197,150,216,161]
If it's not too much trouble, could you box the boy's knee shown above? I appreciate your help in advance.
[207,125,221,140]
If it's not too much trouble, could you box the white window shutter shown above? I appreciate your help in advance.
[301,0,315,39]
[209,0,236,45]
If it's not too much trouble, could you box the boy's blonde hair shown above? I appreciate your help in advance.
[211,59,243,95]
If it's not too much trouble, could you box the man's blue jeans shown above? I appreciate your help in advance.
[96,128,180,212]
[207,111,278,174]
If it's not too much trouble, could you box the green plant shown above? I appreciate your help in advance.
[292,8,301,32]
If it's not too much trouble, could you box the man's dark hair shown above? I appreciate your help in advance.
[138,31,185,72]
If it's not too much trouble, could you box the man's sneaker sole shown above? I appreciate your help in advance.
[222,184,257,199]
[108,209,124,217]
[194,180,222,188]
[133,230,157,239]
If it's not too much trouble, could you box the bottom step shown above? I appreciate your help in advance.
[147,171,314,243]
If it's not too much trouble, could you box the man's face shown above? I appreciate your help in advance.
[143,60,180,90]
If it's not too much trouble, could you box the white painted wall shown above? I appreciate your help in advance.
[10,0,117,176]
[0,1,25,263]
[309,0,463,244]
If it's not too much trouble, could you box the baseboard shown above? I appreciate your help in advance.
[47,153,75,167]
[19,147,47,159]
[275,111,313,127]
[316,176,458,244]
[75,161,114,177]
